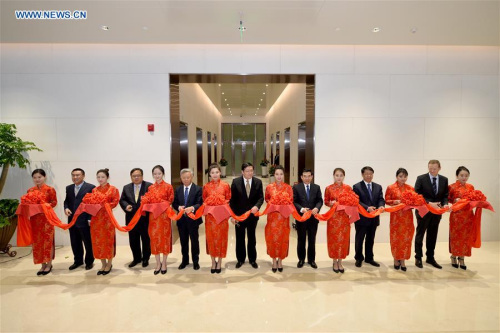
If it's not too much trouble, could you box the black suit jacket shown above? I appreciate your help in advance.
[119,181,152,225]
[415,173,449,206]
[293,182,323,221]
[64,182,95,228]
[172,183,204,225]
[229,176,264,220]
[353,181,385,226]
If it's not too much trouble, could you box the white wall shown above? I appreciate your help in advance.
[266,83,306,185]
[1,44,498,246]
[179,83,222,184]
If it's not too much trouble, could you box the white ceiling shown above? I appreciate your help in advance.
[199,83,288,117]
[1,1,499,45]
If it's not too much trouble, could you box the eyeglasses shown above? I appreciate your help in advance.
[131,175,142,178]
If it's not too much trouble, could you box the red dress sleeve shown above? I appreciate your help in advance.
[385,185,397,206]
[224,183,231,203]
[166,184,174,203]
[324,186,333,207]
[108,187,120,209]
[47,187,57,208]
[265,185,272,203]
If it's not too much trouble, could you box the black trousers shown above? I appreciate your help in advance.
[128,219,151,262]
[235,217,258,263]
[69,226,94,266]
[354,223,378,262]
[415,212,441,260]
[177,219,200,264]
[296,218,318,262]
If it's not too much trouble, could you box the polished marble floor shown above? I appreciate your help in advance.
[1,231,499,332]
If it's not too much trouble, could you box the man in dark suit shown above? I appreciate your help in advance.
[293,168,323,269]
[119,168,152,268]
[172,168,203,270]
[414,159,449,269]
[353,166,385,267]
[64,168,95,270]
[229,162,264,269]
[274,149,280,166]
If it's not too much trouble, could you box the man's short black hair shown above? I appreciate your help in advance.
[241,162,254,171]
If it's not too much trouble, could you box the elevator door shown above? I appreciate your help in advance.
[233,142,254,174]
[180,122,189,173]
[196,127,203,185]
[284,127,290,183]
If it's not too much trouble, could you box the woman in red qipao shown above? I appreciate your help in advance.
[27,169,57,276]
[91,168,120,276]
[265,165,293,273]
[148,165,174,275]
[385,168,415,272]
[203,163,231,274]
[448,166,475,270]
[324,168,352,273]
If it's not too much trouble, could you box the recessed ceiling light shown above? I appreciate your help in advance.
[222,92,224,95]
[265,84,269,87]
[101,25,110,31]
[372,27,381,33]
[262,92,266,95]
[257,108,259,110]
[260,99,263,101]
[258,104,260,106]
[218,84,221,87]
[410,27,418,34]
[227,104,229,106]
[142,26,148,31]
[224,99,227,101]
[335,27,341,32]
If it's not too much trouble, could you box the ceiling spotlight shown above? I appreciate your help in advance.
[222,92,224,95]
[260,99,263,101]
[262,92,266,95]
[265,84,269,87]
[227,104,229,106]
[335,27,341,32]
[372,27,381,33]
[218,84,221,87]
[101,25,110,31]
[258,104,260,106]
[224,99,227,101]
[410,27,418,34]
[142,26,149,31]
[257,108,259,110]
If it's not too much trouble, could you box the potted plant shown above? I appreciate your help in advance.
[260,158,270,177]
[0,123,42,256]
[269,165,276,183]
[219,157,228,178]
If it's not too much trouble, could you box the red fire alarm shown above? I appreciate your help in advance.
[148,124,154,132]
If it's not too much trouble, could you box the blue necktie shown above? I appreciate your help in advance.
[306,184,310,200]
[184,187,189,206]
[432,177,437,195]
[367,183,373,201]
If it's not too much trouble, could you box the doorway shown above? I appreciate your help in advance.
[170,74,315,187]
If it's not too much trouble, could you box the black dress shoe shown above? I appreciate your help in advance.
[355,260,362,267]
[85,264,94,270]
[426,259,442,269]
[458,257,467,270]
[128,260,140,268]
[37,270,44,276]
[297,260,305,268]
[394,261,401,270]
[178,262,188,270]
[69,263,83,270]
[272,268,277,273]
[401,266,407,272]
[235,261,244,269]
[415,258,423,268]
[451,256,459,269]
[41,265,52,275]
[250,262,258,269]
[333,265,339,273]
[215,268,221,274]
[308,261,318,269]
[365,260,380,267]
[102,265,112,275]
[142,260,149,268]
[278,267,283,272]
[193,262,200,270]
[97,270,104,275]
[154,269,160,275]
[339,267,345,274]
[210,268,216,274]
[161,268,167,275]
